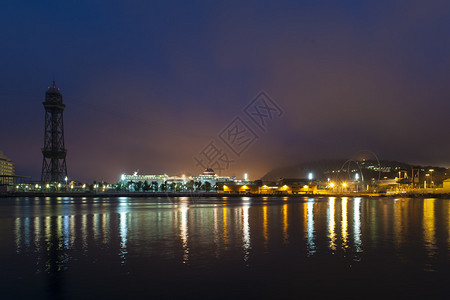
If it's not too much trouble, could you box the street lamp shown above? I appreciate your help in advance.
[429,169,434,188]
[329,182,335,193]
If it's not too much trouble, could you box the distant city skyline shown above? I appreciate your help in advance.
[1,1,450,183]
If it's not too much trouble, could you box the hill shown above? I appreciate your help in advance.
[261,159,448,186]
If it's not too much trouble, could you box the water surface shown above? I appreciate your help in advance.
[1,196,450,299]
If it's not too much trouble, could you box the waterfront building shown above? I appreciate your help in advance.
[121,173,170,187]
[0,150,15,184]
[192,168,234,186]
[120,168,234,191]
[443,179,450,189]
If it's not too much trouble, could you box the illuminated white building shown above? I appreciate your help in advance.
[120,173,169,187]
[191,168,234,186]
[120,168,234,189]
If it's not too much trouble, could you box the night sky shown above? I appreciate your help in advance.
[1,0,450,183]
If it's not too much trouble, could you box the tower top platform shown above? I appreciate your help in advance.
[44,81,63,104]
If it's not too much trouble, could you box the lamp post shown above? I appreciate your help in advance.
[429,169,434,188]
[308,172,313,185]
[329,182,335,194]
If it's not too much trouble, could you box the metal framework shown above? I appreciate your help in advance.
[41,81,67,183]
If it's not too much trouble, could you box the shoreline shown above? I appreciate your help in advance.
[2,191,450,198]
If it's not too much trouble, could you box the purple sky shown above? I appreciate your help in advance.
[1,1,450,183]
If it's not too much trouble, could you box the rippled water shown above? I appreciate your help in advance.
[1,196,450,299]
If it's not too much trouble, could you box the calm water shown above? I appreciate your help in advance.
[1,196,450,299]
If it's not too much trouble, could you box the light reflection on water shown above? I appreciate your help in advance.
[179,203,189,263]
[328,197,336,251]
[341,197,348,249]
[306,199,315,256]
[242,202,251,262]
[354,197,362,253]
[119,212,128,264]
[5,196,450,298]
[11,197,450,261]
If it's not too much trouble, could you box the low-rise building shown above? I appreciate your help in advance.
[0,151,15,184]
[121,173,169,188]
[443,179,450,189]
[120,168,234,191]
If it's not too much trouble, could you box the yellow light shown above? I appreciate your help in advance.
[303,185,308,189]
[262,185,268,188]
[329,182,335,188]
[342,182,347,188]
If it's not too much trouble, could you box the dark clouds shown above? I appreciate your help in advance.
[1,0,449,182]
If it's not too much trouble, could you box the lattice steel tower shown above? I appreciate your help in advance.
[41,81,68,183]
